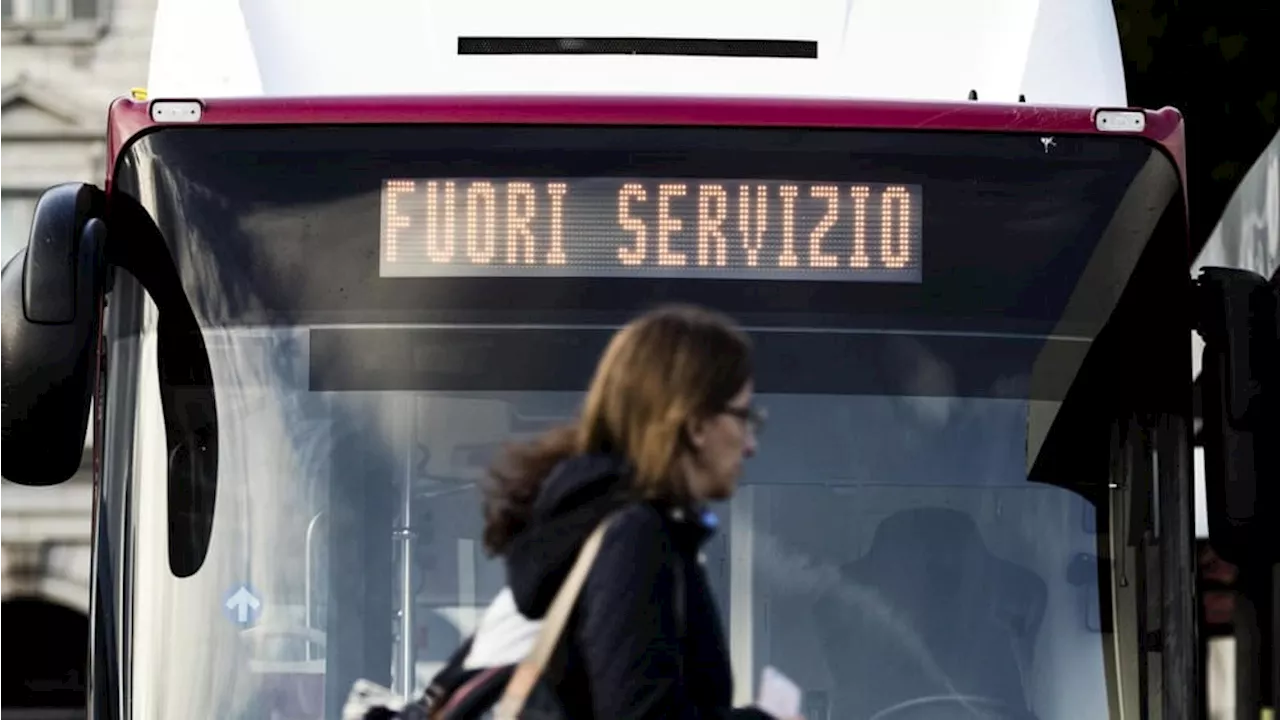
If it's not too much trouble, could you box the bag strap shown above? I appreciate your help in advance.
[420,635,476,712]
[673,551,686,680]
[494,514,616,718]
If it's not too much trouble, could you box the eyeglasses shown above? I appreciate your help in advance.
[722,404,767,434]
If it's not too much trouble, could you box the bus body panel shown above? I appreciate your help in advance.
[146,0,1127,107]
[106,95,1187,187]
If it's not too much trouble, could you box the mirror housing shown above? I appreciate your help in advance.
[1195,267,1279,567]
[1,178,220,576]
[1,183,107,486]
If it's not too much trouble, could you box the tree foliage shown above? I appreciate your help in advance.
[1114,0,1280,252]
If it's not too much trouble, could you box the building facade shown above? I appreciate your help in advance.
[2,0,158,264]
[2,0,155,715]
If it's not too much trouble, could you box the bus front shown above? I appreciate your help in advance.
[54,96,1192,720]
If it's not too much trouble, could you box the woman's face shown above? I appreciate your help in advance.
[685,381,761,501]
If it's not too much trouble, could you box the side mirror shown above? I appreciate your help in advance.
[1,183,107,486]
[1,180,220,576]
[1195,267,1279,567]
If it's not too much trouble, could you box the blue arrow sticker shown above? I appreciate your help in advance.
[223,583,263,627]
[700,508,719,530]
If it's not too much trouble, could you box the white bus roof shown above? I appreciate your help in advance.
[148,0,1127,107]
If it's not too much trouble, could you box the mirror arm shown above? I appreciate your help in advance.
[104,193,220,578]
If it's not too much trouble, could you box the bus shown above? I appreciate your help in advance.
[1193,127,1280,720]
[1,0,1276,719]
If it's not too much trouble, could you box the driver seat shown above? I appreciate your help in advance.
[815,507,1047,718]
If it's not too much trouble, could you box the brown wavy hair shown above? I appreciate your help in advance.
[482,304,753,554]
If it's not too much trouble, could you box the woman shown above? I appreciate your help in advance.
[482,304,797,720]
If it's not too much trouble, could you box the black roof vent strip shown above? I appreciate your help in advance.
[458,37,818,59]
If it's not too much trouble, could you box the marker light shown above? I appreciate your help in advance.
[130,87,148,101]
[1094,109,1146,133]
[150,100,203,123]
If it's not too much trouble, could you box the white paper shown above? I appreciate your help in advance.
[757,665,802,718]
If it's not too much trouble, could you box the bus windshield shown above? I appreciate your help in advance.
[102,124,1185,720]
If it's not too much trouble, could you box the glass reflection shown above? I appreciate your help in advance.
[121,326,1106,720]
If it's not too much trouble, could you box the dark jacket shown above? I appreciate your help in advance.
[504,454,773,720]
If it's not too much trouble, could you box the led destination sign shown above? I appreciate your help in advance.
[380,178,923,282]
